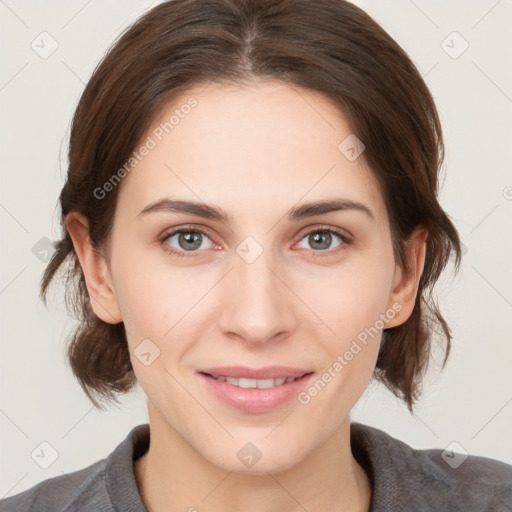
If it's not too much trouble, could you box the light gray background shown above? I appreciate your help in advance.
[1,0,511,498]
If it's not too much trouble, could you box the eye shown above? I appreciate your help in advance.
[296,227,351,256]
[159,227,214,257]
[159,225,352,259]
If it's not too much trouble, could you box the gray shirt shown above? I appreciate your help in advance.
[1,422,511,511]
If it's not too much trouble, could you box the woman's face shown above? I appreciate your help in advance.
[99,79,408,473]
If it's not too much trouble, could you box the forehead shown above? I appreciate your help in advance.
[116,79,387,225]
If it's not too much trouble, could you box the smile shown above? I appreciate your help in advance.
[206,375,300,388]
[197,368,315,413]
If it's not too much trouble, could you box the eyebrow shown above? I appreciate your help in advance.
[136,197,375,223]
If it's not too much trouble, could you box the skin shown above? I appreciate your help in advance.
[66,78,427,512]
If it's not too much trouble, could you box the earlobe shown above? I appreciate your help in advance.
[65,211,122,324]
[384,227,428,329]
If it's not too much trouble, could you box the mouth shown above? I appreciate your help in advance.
[200,372,312,389]
[197,366,315,413]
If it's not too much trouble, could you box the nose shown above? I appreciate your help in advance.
[218,252,297,346]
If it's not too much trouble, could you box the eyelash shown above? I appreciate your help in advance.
[158,224,353,259]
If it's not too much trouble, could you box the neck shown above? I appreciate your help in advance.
[134,407,371,512]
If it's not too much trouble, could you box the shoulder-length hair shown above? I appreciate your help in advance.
[41,0,461,411]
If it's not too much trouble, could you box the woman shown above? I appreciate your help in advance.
[1,0,510,511]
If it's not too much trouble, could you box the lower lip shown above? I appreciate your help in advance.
[198,372,315,413]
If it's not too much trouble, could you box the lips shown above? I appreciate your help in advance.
[197,366,315,413]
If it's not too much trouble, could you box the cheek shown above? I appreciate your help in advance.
[301,250,394,344]
[110,237,180,328]
[296,263,392,416]
[110,247,215,372]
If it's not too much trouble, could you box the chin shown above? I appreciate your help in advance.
[203,440,305,476]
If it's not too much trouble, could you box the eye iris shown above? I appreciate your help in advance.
[179,231,202,251]
[310,231,332,250]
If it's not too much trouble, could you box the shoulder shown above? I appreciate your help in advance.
[350,422,512,511]
[0,458,109,512]
[0,423,149,512]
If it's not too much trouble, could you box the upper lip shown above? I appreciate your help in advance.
[199,366,313,379]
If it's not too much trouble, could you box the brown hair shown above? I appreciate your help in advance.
[41,0,461,411]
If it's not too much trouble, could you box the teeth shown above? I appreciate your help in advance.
[214,376,299,388]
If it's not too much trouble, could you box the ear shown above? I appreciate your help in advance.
[384,227,428,329]
[65,211,122,324]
